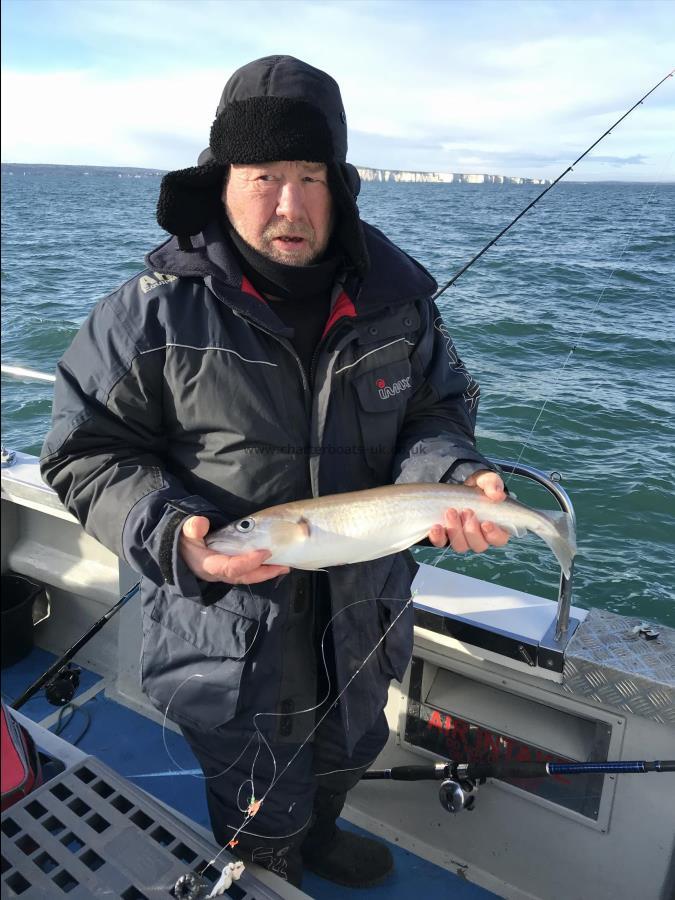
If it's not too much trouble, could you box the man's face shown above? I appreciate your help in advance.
[223,161,333,266]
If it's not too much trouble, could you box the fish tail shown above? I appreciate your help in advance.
[534,509,577,579]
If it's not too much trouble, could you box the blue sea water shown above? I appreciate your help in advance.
[1,165,674,626]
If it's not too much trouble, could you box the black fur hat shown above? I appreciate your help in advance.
[156,55,368,276]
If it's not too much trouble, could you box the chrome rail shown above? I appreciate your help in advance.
[492,458,576,642]
[1,364,56,383]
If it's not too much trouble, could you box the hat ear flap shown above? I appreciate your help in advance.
[342,163,361,198]
[328,164,369,278]
[156,162,227,237]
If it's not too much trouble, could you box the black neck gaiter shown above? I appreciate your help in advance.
[228,225,342,375]
[228,225,340,300]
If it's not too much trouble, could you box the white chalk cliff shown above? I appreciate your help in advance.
[356,167,550,185]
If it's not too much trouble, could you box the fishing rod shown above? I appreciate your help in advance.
[433,69,674,301]
[364,759,675,780]
[11,581,140,711]
[364,759,675,814]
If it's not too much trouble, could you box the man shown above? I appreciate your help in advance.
[41,56,509,889]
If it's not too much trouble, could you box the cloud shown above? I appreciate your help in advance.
[589,154,648,167]
[0,68,223,168]
[1,0,674,180]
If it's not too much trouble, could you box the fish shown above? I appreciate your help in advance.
[205,483,577,578]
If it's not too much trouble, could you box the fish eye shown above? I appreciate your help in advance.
[235,518,255,533]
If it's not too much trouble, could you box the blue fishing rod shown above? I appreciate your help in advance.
[363,759,675,779]
[432,69,674,300]
[363,759,675,814]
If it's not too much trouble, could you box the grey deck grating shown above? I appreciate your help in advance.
[1,755,282,899]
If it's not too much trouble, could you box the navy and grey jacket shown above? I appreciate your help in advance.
[40,220,491,752]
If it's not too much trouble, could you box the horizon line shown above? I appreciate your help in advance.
[2,161,673,185]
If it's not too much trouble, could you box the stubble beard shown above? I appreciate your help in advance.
[259,224,321,266]
[226,206,330,267]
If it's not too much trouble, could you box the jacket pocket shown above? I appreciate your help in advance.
[141,587,261,731]
[151,589,258,659]
[353,359,412,482]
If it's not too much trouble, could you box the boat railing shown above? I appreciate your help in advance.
[491,458,576,641]
[1,364,56,383]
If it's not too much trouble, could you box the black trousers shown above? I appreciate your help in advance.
[182,703,389,885]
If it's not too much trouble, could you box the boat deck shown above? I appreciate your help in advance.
[2,647,499,900]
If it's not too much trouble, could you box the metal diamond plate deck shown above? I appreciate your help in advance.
[562,608,675,725]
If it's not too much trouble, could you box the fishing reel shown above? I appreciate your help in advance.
[45,664,81,706]
[362,762,481,813]
[438,776,479,814]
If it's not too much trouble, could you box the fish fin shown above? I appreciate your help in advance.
[505,523,528,538]
[297,516,311,538]
[535,509,577,579]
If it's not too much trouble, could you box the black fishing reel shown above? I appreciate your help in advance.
[439,777,479,813]
[365,757,675,817]
[45,664,81,706]
[362,761,481,812]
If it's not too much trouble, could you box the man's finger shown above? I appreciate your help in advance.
[461,510,489,553]
[442,509,468,553]
[201,549,265,579]
[182,515,210,541]
[482,522,510,547]
[474,471,506,502]
[225,549,275,578]
[428,524,448,548]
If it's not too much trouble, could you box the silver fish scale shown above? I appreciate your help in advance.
[310,486,526,537]
[562,608,675,725]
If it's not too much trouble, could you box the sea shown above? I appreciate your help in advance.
[2,164,674,627]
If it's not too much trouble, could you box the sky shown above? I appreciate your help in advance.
[1,0,674,182]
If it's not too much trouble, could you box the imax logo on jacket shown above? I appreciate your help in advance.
[376,375,412,400]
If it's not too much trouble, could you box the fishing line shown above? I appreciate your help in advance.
[429,69,673,479]
[237,778,255,814]
[432,70,673,301]
[509,150,674,476]
[146,588,411,884]
[160,693,260,782]
[429,532,460,569]
[313,758,381,778]
[219,811,315,842]
[197,592,415,878]
[249,594,414,797]
[240,589,406,791]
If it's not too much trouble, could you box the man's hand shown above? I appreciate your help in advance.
[428,470,511,554]
[179,516,290,585]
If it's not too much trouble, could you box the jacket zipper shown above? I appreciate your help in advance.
[231,310,311,410]
[233,310,354,497]
[308,319,350,387]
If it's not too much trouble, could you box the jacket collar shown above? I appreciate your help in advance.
[145,219,437,320]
